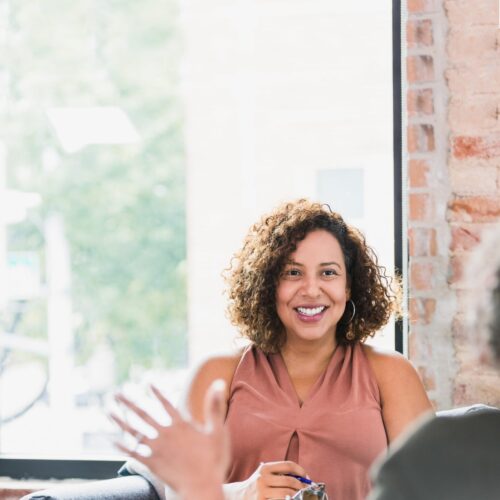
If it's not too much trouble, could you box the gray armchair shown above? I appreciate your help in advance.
[21,472,161,500]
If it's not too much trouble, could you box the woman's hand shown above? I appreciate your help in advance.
[110,380,229,500]
[233,460,309,500]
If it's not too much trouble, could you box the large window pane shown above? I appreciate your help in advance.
[0,0,186,456]
[0,0,396,460]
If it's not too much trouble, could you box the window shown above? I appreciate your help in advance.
[185,0,397,357]
[0,0,402,475]
[0,0,185,459]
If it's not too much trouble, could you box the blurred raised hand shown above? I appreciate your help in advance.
[110,379,229,500]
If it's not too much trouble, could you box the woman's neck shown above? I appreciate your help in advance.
[280,336,337,370]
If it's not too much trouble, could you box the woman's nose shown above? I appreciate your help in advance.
[300,276,321,297]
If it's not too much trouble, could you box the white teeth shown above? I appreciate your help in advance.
[296,306,326,316]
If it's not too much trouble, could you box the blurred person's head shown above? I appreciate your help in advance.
[466,225,500,366]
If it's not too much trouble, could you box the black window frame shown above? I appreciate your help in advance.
[393,0,404,354]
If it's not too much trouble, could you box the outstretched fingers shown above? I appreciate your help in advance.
[149,384,182,422]
[109,412,148,444]
[113,439,151,466]
[114,393,161,430]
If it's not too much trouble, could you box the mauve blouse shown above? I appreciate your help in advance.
[224,343,388,500]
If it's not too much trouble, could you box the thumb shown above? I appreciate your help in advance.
[204,379,227,432]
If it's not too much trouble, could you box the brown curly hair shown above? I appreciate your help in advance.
[224,199,400,353]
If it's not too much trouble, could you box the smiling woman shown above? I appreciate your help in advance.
[185,199,432,500]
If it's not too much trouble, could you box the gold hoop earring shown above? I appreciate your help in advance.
[346,299,356,323]
[345,300,356,341]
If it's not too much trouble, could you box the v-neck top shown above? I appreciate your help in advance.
[224,343,387,500]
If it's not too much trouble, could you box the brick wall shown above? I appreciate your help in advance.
[406,0,500,409]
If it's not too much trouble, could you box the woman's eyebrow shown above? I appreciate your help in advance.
[286,260,304,266]
[320,261,342,268]
[286,260,342,268]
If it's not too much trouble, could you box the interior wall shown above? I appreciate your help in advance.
[406,0,500,409]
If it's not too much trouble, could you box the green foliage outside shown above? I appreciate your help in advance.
[1,0,186,381]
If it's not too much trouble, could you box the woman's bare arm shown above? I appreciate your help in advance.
[364,345,434,443]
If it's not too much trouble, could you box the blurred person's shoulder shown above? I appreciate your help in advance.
[370,408,500,500]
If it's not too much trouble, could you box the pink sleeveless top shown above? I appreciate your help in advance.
[225,343,387,500]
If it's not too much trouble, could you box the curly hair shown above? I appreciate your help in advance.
[224,199,400,353]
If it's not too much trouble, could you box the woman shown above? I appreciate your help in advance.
[186,199,432,499]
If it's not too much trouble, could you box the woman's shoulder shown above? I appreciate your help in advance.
[361,343,415,377]
[360,343,427,399]
[194,350,245,383]
[184,348,246,422]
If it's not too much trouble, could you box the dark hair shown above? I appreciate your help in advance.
[224,199,400,352]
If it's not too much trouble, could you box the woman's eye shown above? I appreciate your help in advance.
[284,269,301,277]
[323,269,339,277]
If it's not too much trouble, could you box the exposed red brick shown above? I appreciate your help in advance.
[455,289,475,314]
[408,330,421,361]
[449,253,469,286]
[410,297,437,325]
[448,96,499,135]
[407,55,435,83]
[408,0,437,13]
[454,372,500,407]
[447,66,500,96]
[417,365,437,391]
[448,27,498,64]
[453,383,468,405]
[450,225,482,252]
[409,193,435,221]
[408,89,434,117]
[445,0,498,26]
[408,124,435,153]
[453,135,500,159]
[449,162,498,195]
[409,227,438,256]
[451,313,468,342]
[409,327,433,357]
[407,19,434,48]
[409,159,432,188]
[410,261,436,290]
[448,196,500,222]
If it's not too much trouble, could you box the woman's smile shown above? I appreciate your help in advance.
[294,305,329,322]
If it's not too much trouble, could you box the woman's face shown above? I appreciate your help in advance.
[276,229,349,345]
